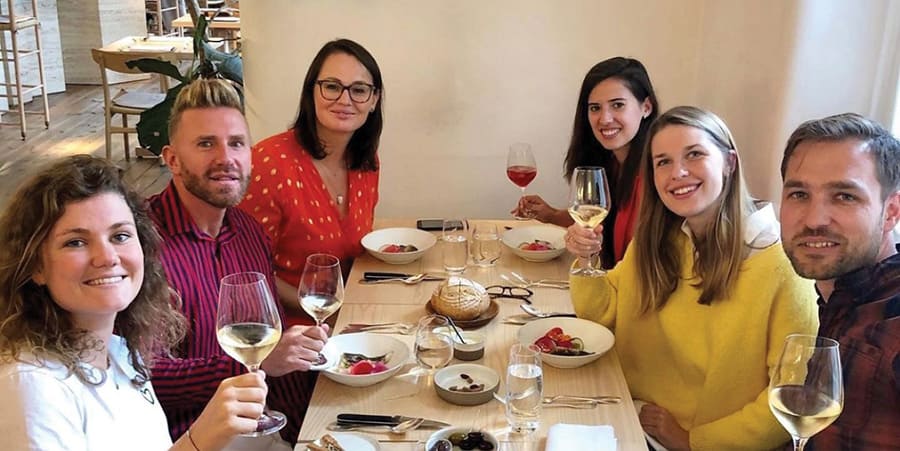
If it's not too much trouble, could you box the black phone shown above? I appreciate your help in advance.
[416,218,463,231]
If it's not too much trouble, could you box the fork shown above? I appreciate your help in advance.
[502,272,570,289]
[340,323,416,335]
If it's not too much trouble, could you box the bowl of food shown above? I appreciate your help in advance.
[318,333,410,387]
[501,225,567,262]
[426,427,500,451]
[517,317,614,369]
[361,227,437,264]
[433,363,499,406]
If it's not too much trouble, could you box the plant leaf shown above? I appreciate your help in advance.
[136,83,186,156]
[202,42,243,85]
[194,15,209,60]
[125,58,186,83]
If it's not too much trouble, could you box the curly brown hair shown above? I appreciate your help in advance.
[0,155,186,385]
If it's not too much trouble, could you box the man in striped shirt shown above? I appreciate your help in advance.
[148,79,329,443]
[780,113,900,450]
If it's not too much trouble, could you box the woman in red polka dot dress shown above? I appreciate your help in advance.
[239,38,383,326]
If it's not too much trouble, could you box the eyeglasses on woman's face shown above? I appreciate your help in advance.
[315,79,377,103]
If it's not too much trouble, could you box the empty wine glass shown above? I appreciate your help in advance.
[414,315,453,386]
[216,271,286,436]
[297,254,344,365]
[507,143,538,220]
[769,334,843,451]
[568,166,611,276]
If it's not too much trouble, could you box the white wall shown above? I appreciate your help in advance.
[243,1,898,218]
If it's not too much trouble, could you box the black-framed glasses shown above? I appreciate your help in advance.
[485,285,533,304]
[315,79,377,103]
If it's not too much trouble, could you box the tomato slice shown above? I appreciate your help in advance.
[534,336,556,353]
[545,327,564,341]
[556,339,573,349]
[350,360,375,375]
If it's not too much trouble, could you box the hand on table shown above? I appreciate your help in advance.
[639,403,690,451]
[566,223,604,269]
[261,324,330,375]
[186,371,268,450]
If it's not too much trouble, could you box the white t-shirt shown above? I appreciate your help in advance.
[0,336,172,451]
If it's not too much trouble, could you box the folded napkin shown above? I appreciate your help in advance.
[546,423,616,451]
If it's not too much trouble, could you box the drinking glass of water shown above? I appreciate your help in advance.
[505,343,543,434]
[442,218,468,274]
[471,223,501,267]
[414,315,454,386]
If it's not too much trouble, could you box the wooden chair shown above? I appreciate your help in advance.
[91,48,177,161]
[0,0,49,140]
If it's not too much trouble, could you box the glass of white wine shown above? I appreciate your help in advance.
[297,253,344,366]
[414,315,454,386]
[568,166,611,276]
[216,271,286,436]
[768,334,843,451]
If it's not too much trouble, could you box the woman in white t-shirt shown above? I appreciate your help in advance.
[0,155,268,451]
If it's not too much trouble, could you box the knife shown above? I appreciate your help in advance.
[362,272,445,281]
[336,413,450,429]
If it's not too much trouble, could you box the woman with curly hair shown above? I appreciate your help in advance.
[0,155,268,450]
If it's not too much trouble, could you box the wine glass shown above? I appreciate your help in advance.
[507,142,537,219]
[297,253,344,365]
[769,334,843,451]
[216,271,286,436]
[414,315,454,386]
[568,166,612,276]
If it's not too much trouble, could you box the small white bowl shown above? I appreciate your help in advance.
[361,227,437,264]
[434,363,499,406]
[517,317,614,369]
[318,333,410,387]
[426,426,500,451]
[501,225,567,262]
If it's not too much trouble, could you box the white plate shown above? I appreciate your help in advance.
[501,225,567,262]
[319,432,381,450]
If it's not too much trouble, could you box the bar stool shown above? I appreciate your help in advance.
[0,0,49,140]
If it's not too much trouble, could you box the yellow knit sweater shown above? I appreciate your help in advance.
[571,234,818,450]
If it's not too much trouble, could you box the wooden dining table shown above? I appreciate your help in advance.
[295,219,647,450]
[98,35,203,61]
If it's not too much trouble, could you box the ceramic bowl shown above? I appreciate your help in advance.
[361,227,437,264]
[318,333,410,387]
[517,317,614,369]
[434,363,499,406]
[501,225,567,262]
[425,426,500,451]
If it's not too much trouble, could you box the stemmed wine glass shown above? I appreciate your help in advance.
[768,334,843,451]
[216,271,287,436]
[568,166,611,276]
[507,142,538,220]
[414,315,454,387]
[297,253,344,366]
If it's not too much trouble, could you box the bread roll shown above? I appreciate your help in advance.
[431,277,489,320]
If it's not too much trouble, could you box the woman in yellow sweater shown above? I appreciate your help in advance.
[566,106,818,450]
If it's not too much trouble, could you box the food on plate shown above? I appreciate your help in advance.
[336,351,391,375]
[448,372,485,392]
[431,277,490,321]
[379,243,419,253]
[518,239,554,251]
[533,327,595,356]
[446,431,495,450]
[306,434,344,451]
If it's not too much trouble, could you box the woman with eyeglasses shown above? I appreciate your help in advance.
[566,106,818,450]
[511,57,658,268]
[239,38,383,326]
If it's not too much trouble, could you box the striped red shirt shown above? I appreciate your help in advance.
[148,183,314,442]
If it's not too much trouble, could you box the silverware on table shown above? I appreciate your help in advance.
[361,272,445,283]
[335,413,450,429]
[339,322,416,335]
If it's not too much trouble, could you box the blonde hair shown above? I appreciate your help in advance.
[168,78,243,139]
[633,106,757,313]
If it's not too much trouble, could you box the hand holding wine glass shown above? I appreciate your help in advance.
[507,143,538,219]
[568,166,611,276]
[768,334,843,451]
[297,253,344,366]
[216,271,286,436]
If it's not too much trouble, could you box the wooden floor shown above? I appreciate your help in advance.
[0,80,172,210]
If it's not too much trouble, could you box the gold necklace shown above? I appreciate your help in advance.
[315,160,347,206]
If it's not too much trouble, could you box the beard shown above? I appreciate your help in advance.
[784,224,883,281]
[180,163,249,208]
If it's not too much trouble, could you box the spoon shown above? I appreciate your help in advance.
[362,274,427,285]
[328,417,425,434]
[520,304,578,318]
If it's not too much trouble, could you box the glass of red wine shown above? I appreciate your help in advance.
[507,142,537,219]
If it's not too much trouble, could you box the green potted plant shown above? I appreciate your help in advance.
[125,15,243,156]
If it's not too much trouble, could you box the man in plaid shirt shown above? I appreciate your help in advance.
[780,112,899,450]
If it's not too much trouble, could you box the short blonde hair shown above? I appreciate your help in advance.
[168,78,243,139]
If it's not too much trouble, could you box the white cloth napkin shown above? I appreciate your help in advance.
[546,423,617,451]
